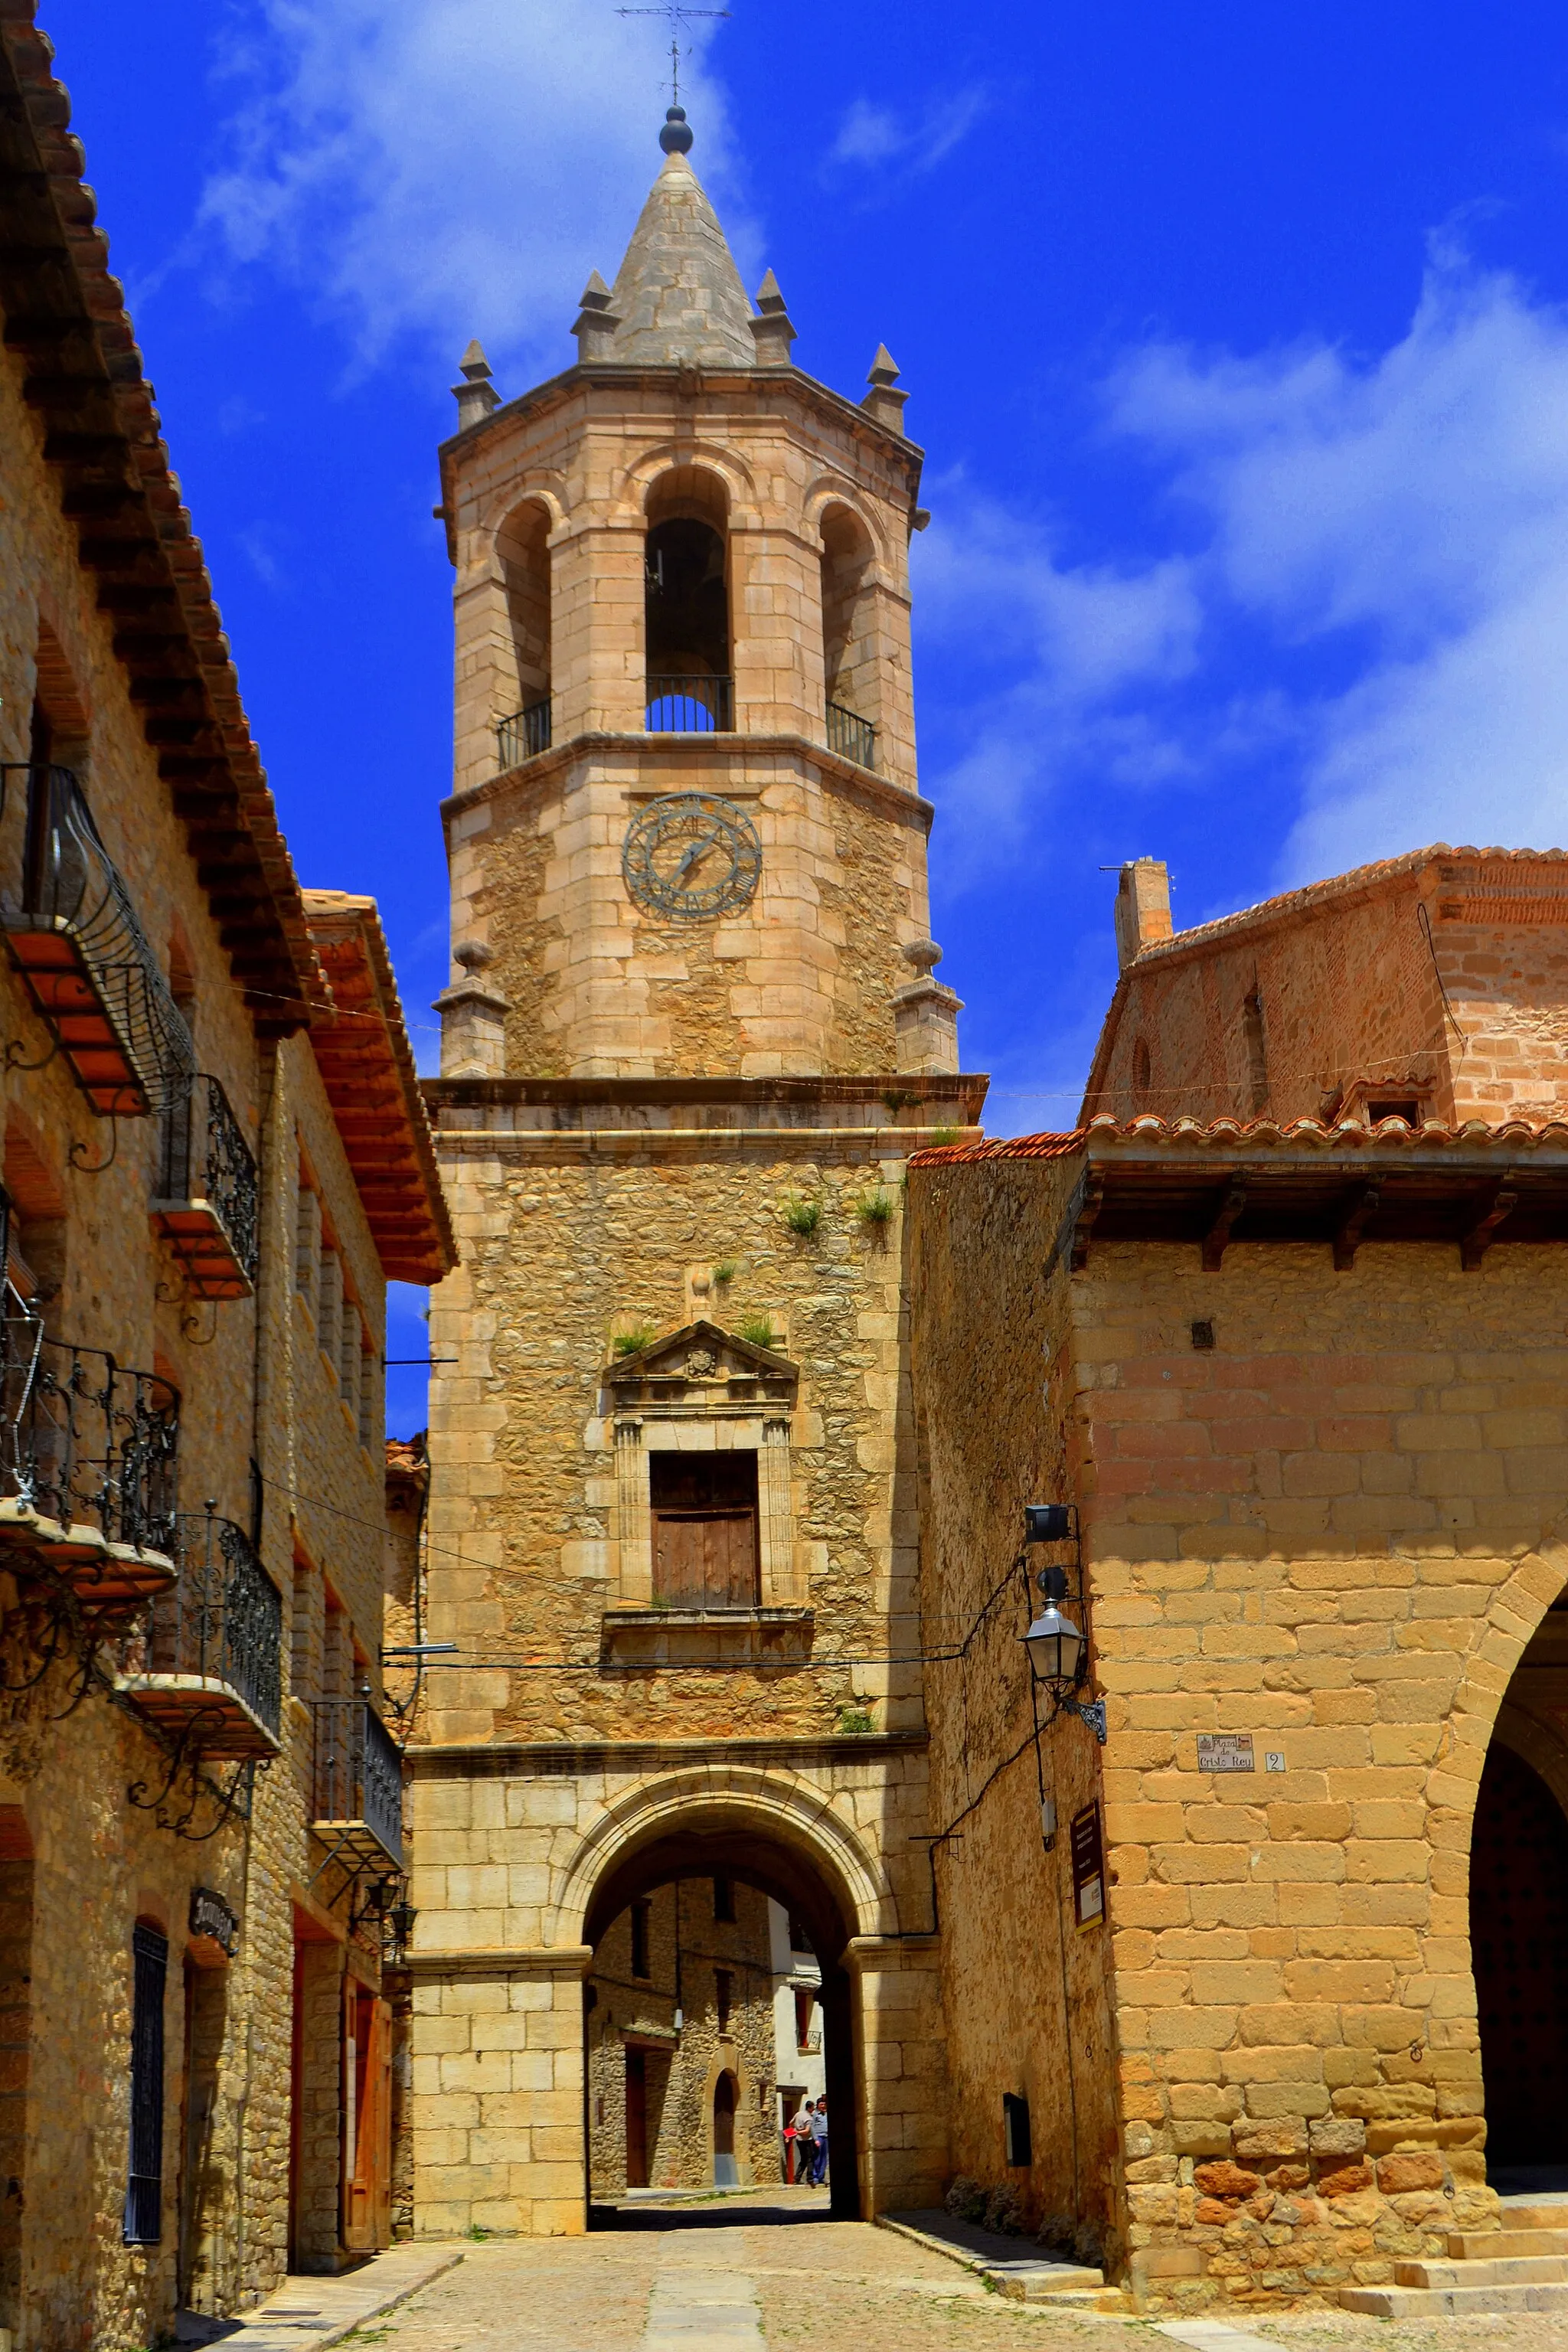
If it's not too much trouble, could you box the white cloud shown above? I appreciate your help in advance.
[920,250,1568,889]
[199,0,744,371]
[1111,251,1568,877]
[828,86,988,177]
[911,489,1202,879]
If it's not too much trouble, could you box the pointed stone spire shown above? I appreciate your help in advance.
[750,269,796,366]
[605,117,756,368]
[861,345,908,432]
[572,270,621,363]
[452,339,498,431]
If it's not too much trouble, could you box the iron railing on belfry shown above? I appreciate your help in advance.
[496,699,551,769]
[312,1696,403,1866]
[0,1300,178,1554]
[145,1512,282,1736]
[2,763,195,1114]
[645,676,733,733]
[826,702,876,771]
[157,1073,260,1289]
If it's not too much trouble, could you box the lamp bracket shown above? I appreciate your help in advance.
[1062,1695,1107,1745]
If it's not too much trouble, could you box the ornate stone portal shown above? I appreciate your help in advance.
[409,119,984,2235]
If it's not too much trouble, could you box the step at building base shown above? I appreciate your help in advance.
[1341,2281,1568,2318]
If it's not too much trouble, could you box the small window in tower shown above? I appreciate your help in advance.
[715,1968,733,2032]
[713,1873,735,1923]
[630,1899,652,1981]
[650,1452,760,1609]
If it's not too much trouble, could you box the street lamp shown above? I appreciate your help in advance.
[1020,1507,1106,1745]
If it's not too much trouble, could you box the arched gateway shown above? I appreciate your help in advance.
[406,110,976,2235]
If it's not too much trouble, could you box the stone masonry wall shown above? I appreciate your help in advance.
[907,1152,1123,2261]
[911,1144,1568,2308]
[444,740,934,1083]
[423,1131,925,1747]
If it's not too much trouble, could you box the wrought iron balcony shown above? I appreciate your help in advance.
[122,1511,282,1759]
[646,675,733,733]
[496,697,552,769]
[0,1291,178,1610]
[152,1073,260,1298]
[2,764,195,1117]
[312,1696,404,1870]
[826,702,876,772]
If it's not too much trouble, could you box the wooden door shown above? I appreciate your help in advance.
[343,1988,388,2249]
[626,2049,648,2189]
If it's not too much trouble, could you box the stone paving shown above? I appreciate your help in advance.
[308,2197,1568,2352]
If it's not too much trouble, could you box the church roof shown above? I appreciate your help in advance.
[606,148,756,367]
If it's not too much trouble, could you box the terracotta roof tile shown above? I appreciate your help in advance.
[910,1111,1568,1168]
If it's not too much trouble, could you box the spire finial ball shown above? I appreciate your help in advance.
[660,105,694,155]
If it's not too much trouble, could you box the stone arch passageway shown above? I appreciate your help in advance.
[580,1808,866,2223]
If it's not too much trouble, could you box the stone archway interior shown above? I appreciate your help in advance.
[1472,1741,1568,2175]
[583,1821,861,2220]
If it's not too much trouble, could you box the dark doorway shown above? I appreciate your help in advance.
[626,2050,648,2189]
[714,2071,737,2186]
[1472,1741,1568,2171]
[650,1452,760,1609]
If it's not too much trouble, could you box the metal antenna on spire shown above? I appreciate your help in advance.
[616,4,732,110]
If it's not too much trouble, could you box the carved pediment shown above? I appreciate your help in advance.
[606,1318,796,1398]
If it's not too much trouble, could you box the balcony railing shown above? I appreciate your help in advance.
[646,676,733,733]
[122,1511,282,1758]
[2,764,195,1117]
[496,698,552,769]
[826,702,876,772]
[152,1073,260,1298]
[0,1296,178,1609]
[312,1697,404,1869]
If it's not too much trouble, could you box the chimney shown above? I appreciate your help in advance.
[452,340,499,431]
[1113,859,1173,971]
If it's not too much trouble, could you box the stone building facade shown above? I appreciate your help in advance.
[906,854,1568,2312]
[0,18,454,2348]
[586,1875,779,2199]
[408,116,974,2236]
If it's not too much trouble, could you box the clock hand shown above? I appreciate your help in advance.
[672,831,723,884]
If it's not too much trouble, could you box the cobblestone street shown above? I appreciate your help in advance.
[324,2197,1568,2352]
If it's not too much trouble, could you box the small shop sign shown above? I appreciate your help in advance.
[188,1886,240,1958]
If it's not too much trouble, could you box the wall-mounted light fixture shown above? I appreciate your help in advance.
[1020,1504,1107,1744]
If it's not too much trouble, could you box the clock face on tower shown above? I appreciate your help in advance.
[621,793,763,920]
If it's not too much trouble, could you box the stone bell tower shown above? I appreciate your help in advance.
[410,109,983,2238]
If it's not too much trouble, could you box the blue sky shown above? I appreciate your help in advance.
[53,1,1568,1429]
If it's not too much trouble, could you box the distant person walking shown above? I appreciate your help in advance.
[809,2095,828,2185]
[782,2105,802,2183]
